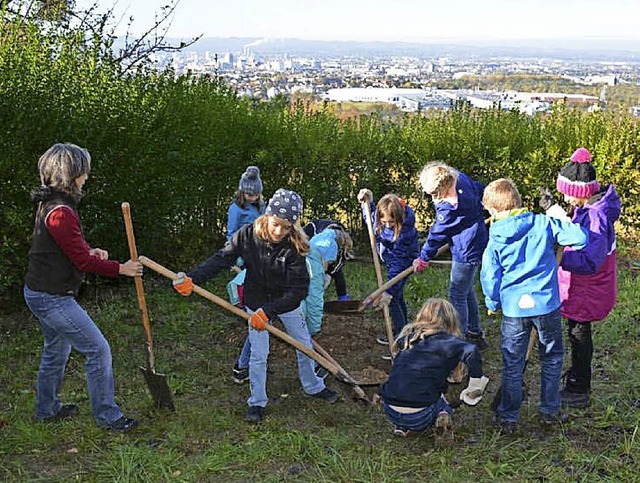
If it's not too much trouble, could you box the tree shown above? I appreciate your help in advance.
[1,0,200,72]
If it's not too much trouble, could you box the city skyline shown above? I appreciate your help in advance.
[76,0,640,45]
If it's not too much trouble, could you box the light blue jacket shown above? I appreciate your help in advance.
[226,200,265,241]
[303,230,338,335]
[480,210,588,318]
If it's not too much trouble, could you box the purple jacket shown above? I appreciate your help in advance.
[558,184,620,322]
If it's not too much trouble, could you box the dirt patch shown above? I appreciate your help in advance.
[221,309,391,399]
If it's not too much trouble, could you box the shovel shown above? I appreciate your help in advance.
[324,247,453,316]
[138,256,374,402]
[121,203,175,411]
[362,200,396,360]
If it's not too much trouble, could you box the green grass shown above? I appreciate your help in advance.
[1,261,639,482]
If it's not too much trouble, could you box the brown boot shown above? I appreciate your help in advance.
[434,411,454,448]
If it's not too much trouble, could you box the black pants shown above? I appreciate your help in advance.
[331,268,347,298]
[565,319,593,393]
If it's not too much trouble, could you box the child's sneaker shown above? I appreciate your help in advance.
[244,406,265,423]
[314,364,329,379]
[232,364,249,384]
[393,425,410,437]
[540,411,569,427]
[104,416,138,432]
[381,353,393,361]
[465,330,488,351]
[493,414,518,435]
[434,411,454,447]
[307,387,339,403]
[376,335,389,346]
[38,404,79,422]
[560,388,590,408]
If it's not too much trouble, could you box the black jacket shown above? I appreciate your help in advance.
[381,332,483,408]
[188,224,309,318]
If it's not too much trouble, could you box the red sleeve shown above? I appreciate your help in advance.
[46,206,120,278]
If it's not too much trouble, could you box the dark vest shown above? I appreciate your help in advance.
[25,195,85,296]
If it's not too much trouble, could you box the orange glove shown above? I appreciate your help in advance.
[172,272,194,296]
[249,308,269,331]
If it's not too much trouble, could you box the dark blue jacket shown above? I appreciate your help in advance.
[362,200,419,280]
[420,171,488,264]
[380,332,483,408]
[187,224,309,319]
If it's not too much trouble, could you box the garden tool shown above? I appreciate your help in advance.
[121,203,175,411]
[362,200,396,360]
[138,256,373,402]
[312,339,387,386]
[358,238,454,314]
[323,299,363,315]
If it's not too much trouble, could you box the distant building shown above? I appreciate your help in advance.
[325,87,427,104]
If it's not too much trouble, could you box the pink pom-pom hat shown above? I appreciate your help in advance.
[556,148,600,199]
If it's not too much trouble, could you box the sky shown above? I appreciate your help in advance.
[75,0,640,43]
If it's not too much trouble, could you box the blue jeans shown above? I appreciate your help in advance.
[384,396,452,431]
[23,285,123,425]
[246,305,325,407]
[386,276,408,336]
[497,309,563,422]
[237,337,251,369]
[449,261,481,334]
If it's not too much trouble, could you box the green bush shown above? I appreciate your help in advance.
[1,16,639,300]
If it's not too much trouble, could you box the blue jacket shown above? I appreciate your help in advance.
[420,172,488,263]
[303,229,339,335]
[481,211,588,318]
[226,199,265,241]
[380,332,483,408]
[362,200,419,279]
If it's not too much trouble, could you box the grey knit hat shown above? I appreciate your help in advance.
[239,166,263,195]
[266,189,303,223]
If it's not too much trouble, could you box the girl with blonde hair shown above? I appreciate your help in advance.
[380,298,489,439]
[413,161,489,350]
[173,189,339,423]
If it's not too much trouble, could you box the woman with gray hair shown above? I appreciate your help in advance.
[24,143,142,432]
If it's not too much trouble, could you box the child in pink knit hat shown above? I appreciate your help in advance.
[543,147,621,409]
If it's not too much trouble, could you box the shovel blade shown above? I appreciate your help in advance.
[323,300,363,315]
[140,366,175,411]
[348,367,389,386]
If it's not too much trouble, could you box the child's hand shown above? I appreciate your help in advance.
[249,308,269,330]
[460,376,490,406]
[373,292,392,310]
[538,186,555,212]
[412,258,429,273]
[357,188,373,203]
[172,272,194,296]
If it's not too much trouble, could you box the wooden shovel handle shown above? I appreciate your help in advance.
[362,200,396,359]
[362,200,385,287]
[122,202,156,371]
[138,256,346,378]
[361,266,414,310]
[360,244,453,310]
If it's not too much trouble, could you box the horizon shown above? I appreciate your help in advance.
[75,0,640,47]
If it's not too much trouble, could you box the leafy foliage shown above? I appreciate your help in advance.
[1,14,640,299]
